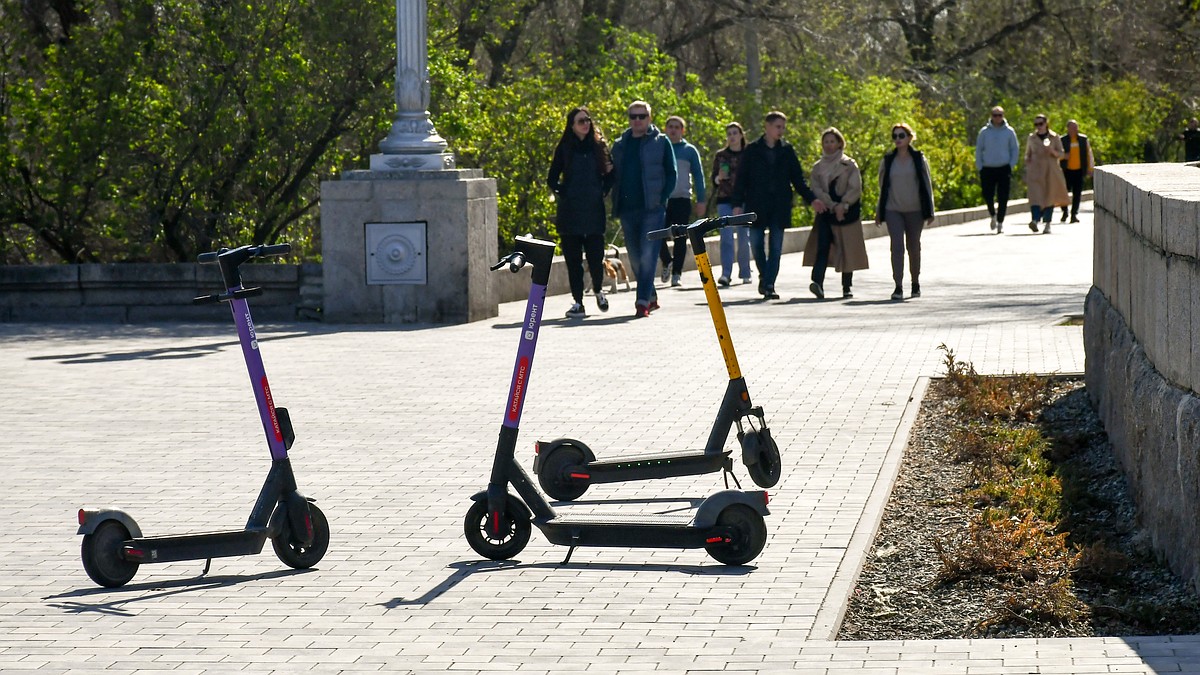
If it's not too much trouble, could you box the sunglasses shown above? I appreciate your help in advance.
[1035,120,1047,125]
[575,117,592,125]
[892,132,907,140]
[991,113,1004,118]
[628,113,649,120]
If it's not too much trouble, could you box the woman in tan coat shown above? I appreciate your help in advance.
[1024,113,1070,234]
[803,127,869,299]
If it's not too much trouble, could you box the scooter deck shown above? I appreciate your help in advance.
[537,514,715,549]
[586,449,732,483]
[123,528,269,564]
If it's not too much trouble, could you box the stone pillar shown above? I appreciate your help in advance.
[320,0,498,324]
[321,170,497,324]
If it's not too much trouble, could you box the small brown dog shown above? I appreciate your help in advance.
[601,245,631,293]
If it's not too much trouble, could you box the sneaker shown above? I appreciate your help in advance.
[741,277,753,285]
[595,291,609,312]
[1029,221,1039,233]
[634,303,649,318]
[996,221,1003,234]
[1060,210,1069,222]
[566,302,586,318]
[1042,224,1051,234]
[758,281,767,296]
[1070,216,1080,223]
[843,288,853,299]
[648,299,660,312]
[718,276,731,287]
[911,284,921,298]
[989,215,997,231]
[767,290,780,300]
[670,274,681,287]
[809,282,824,299]
[891,286,903,301]
[660,267,670,283]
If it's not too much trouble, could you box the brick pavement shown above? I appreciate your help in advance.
[4,203,1200,673]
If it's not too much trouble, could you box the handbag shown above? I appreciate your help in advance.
[828,174,861,225]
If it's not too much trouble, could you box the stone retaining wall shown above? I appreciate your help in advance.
[1085,163,1200,589]
[0,262,321,322]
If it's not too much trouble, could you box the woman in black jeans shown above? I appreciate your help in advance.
[547,106,614,318]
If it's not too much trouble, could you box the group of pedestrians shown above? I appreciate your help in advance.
[546,100,939,317]
[547,99,1148,319]
[975,107,1094,235]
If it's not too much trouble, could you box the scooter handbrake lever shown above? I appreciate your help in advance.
[192,293,221,305]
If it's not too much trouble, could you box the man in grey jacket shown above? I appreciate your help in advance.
[975,106,1020,234]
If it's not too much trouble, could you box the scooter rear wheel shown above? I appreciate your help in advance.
[81,520,139,588]
[704,504,767,565]
[743,429,782,488]
[537,444,590,501]
[464,496,531,561]
[272,502,330,569]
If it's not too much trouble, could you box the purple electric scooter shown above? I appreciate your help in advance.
[76,244,329,588]
[464,235,770,565]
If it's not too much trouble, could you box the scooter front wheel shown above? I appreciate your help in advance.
[272,502,330,569]
[464,496,531,561]
[704,504,767,565]
[537,444,591,501]
[743,428,782,488]
[81,520,139,588]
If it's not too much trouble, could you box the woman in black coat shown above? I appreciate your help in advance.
[547,106,615,318]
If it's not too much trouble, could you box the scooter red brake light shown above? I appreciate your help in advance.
[764,491,769,505]
[78,509,86,525]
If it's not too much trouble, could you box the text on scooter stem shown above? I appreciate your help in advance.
[261,377,284,442]
[508,357,529,422]
[245,312,258,350]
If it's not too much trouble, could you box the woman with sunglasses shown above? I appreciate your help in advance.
[1024,114,1070,234]
[876,123,934,301]
[548,106,615,318]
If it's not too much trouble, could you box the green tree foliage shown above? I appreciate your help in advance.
[1,0,393,263]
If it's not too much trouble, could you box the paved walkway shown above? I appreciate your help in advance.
[4,205,1199,674]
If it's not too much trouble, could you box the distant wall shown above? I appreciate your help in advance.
[1085,163,1200,589]
[0,262,321,322]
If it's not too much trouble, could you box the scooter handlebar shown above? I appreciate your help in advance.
[647,212,758,241]
[490,252,527,273]
[196,243,291,264]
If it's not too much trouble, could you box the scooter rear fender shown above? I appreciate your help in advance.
[532,438,596,473]
[692,490,770,529]
[76,508,143,538]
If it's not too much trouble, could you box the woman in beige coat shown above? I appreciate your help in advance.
[803,127,869,299]
[1024,113,1070,234]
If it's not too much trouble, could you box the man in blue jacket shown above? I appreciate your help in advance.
[611,100,677,317]
[975,106,1020,234]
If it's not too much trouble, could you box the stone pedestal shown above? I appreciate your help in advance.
[320,169,498,324]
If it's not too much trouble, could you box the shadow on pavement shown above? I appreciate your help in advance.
[382,558,756,608]
[28,331,316,364]
[43,567,315,616]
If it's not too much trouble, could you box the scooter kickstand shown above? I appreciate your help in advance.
[560,535,580,565]
[200,558,212,577]
[722,460,742,490]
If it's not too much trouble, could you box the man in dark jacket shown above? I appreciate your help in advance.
[610,100,677,317]
[732,111,826,299]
